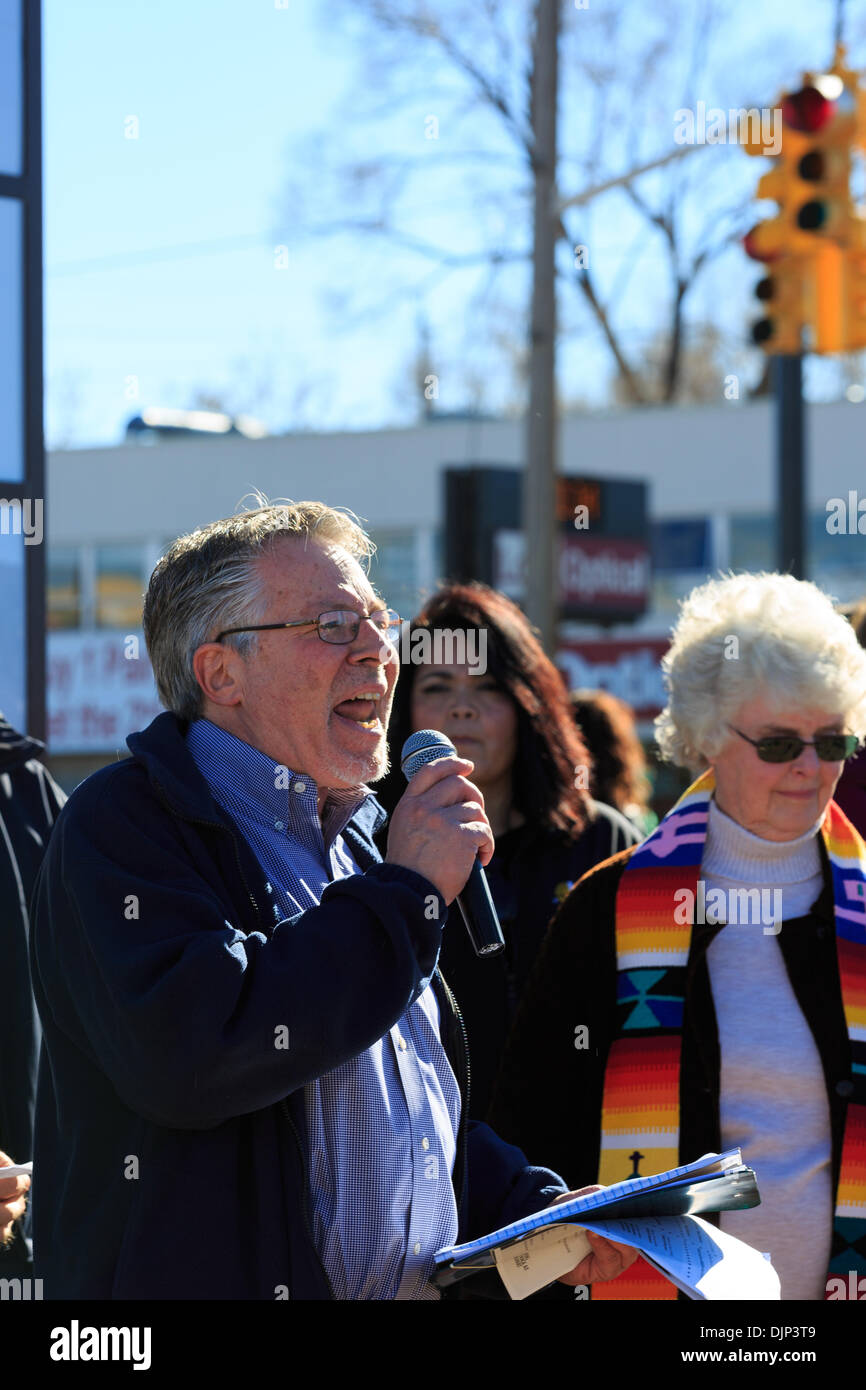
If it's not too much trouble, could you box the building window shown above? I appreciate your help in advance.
[729,515,774,572]
[95,545,146,629]
[47,546,81,630]
[369,531,418,619]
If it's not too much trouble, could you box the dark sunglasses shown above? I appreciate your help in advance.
[730,726,860,763]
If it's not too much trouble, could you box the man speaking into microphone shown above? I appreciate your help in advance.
[29,497,635,1300]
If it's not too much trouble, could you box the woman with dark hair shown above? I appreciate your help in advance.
[570,689,658,836]
[376,582,641,1118]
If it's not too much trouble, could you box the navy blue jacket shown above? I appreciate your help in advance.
[29,712,566,1299]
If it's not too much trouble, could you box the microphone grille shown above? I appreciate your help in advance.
[401,729,456,782]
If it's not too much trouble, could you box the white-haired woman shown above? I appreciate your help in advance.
[489,572,866,1301]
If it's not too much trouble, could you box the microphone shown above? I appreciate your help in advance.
[401,729,506,958]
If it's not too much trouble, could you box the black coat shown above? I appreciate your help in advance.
[29,712,567,1299]
[489,842,852,1198]
[0,715,66,1276]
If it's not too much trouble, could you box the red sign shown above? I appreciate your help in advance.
[558,535,649,612]
[493,531,650,617]
[555,637,670,720]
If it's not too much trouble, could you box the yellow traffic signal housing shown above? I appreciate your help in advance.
[844,245,866,350]
[749,258,809,354]
[744,45,866,354]
[808,243,845,352]
[745,124,826,259]
[787,84,855,246]
[744,93,854,263]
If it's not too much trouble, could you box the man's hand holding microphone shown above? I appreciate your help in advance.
[386,731,505,956]
[384,746,493,905]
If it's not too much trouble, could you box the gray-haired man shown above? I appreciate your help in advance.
[29,499,634,1299]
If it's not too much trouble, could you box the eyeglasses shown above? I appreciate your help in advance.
[215,607,402,646]
[729,726,860,763]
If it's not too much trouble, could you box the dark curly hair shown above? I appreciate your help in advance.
[570,688,652,816]
[376,582,594,836]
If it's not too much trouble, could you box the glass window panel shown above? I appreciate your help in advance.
[0,197,23,483]
[808,507,865,568]
[47,546,81,630]
[0,0,22,177]
[0,524,25,728]
[95,545,145,629]
[432,528,443,582]
[729,514,773,572]
[730,510,866,575]
[369,531,418,618]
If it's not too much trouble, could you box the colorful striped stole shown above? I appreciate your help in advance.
[592,767,866,1301]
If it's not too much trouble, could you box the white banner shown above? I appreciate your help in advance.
[47,630,163,753]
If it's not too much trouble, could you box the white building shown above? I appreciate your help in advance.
[42,398,866,790]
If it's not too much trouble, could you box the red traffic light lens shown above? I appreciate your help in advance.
[743,227,780,262]
[782,86,834,132]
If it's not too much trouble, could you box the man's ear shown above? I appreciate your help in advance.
[193,642,245,708]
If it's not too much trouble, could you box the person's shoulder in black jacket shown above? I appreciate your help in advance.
[487,843,638,1189]
[0,712,67,1276]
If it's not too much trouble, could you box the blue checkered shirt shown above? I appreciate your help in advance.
[186,718,460,1300]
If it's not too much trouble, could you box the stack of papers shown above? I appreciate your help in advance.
[433,1149,780,1300]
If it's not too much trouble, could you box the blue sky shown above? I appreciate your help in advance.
[43,0,866,449]
[44,0,358,446]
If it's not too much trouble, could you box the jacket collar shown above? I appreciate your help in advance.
[126,711,388,841]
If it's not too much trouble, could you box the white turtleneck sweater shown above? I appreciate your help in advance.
[702,797,833,1301]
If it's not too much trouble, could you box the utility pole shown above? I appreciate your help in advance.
[775,355,805,577]
[524,0,559,652]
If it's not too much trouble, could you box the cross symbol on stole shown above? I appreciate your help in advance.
[628,1150,644,1176]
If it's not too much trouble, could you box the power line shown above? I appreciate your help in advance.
[46,232,271,276]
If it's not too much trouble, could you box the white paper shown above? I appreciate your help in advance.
[493,1224,592,1300]
[0,1162,31,1180]
[578,1212,780,1300]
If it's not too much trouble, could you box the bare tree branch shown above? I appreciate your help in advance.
[555,214,648,404]
[285,0,773,412]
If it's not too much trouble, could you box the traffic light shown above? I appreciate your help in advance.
[743,47,866,355]
[742,125,808,263]
[782,77,855,245]
[748,259,808,353]
[744,75,856,260]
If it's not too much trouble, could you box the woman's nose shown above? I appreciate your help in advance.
[448,691,479,717]
[792,743,821,771]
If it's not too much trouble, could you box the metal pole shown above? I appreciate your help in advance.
[524,0,559,652]
[25,0,45,742]
[774,354,805,578]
